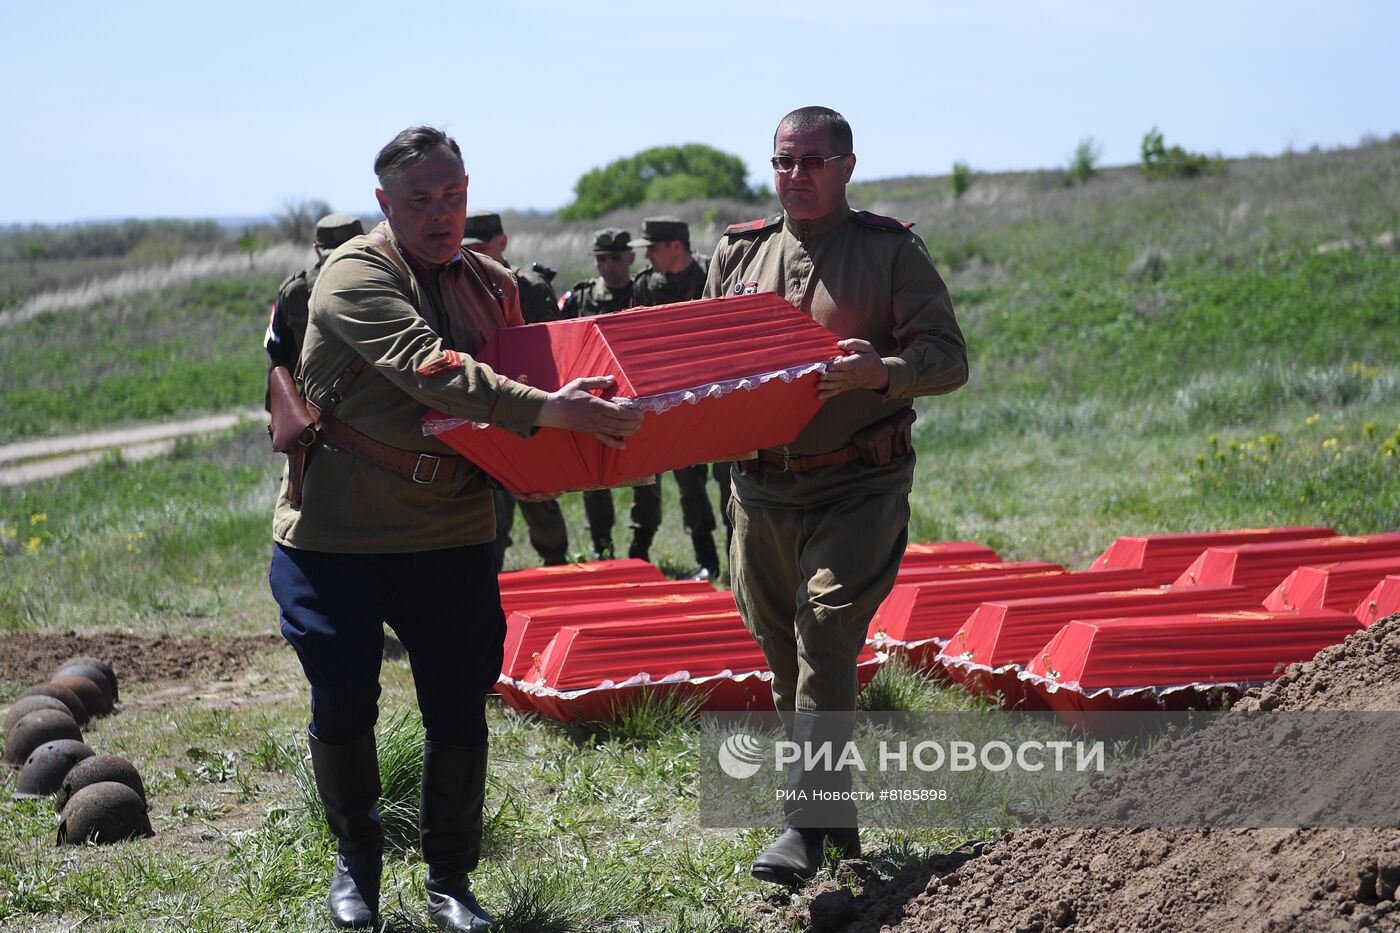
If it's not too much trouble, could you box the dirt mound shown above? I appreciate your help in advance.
[0,631,283,698]
[798,613,1400,933]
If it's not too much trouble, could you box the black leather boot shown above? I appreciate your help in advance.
[690,532,720,581]
[308,730,382,929]
[751,711,860,887]
[752,825,827,886]
[421,741,495,932]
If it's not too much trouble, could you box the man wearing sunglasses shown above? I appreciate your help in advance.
[704,106,967,887]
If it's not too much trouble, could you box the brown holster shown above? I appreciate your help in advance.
[267,365,318,507]
[849,406,917,467]
[267,358,466,508]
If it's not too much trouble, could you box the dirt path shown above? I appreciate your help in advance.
[0,409,265,486]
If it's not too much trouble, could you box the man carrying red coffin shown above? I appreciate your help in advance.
[268,126,641,931]
[705,106,968,887]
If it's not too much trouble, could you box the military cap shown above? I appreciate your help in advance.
[462,210,505,245]
[591,228,633,255]
[314,213,364,250]
[630,216,690,248]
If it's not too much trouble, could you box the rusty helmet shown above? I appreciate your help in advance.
[17,683,89,726]
[3,709,83,767]
[56,754,147,813]
[61,656,118,703]
[15,739,95,799]
[53,662,115,707]
[4,694,73,733]
[58,781,154,845]
[50,675,111,719]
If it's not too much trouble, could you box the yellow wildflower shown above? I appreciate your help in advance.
[30,512,46,524]
[26,537,41,553]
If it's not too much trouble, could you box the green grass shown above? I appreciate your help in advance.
[0,273,279,444]
[1,140,1398,929]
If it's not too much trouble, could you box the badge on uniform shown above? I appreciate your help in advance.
[732,281,745,295]
[743,281,759,295]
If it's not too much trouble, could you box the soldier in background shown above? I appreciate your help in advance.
[705,106,967,887]
[264,213,364,369]
[561,229,639,559]
[559,227,634,317]
[461,211,570,570]
[461,210,561,323]
[629,217,726,580]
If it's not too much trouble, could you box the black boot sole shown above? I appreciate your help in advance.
[751,863,817,887]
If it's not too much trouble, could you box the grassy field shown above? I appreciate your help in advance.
[1,139,1398,930]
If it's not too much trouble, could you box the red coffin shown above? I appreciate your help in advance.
[425,294,841,495]
[1262,557,1400,613]
[1087,526,1335,580]
[1356,575,1400,627]
[1173,533,1400,599]
[894,560,1063,587]
[939,585,1254,709]
[900,541,1000,567]
[867,568,1157,662]
[500,579,715,619]
[497,558,664,594]
[518,614,882,722]
[497,591,737,712]
[1019,609,1361,717]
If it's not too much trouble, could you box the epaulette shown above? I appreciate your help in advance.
[723,215,783,238]
[851,210,914,232]
[276,267,307,293]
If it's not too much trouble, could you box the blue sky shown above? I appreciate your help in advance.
[3,0,1396,225]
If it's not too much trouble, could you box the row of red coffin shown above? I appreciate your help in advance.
[495,527,1400,722]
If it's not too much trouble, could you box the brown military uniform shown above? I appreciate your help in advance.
[274,221,547,554]
[704,205,967,711]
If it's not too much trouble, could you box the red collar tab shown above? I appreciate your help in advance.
[723,215,783,238]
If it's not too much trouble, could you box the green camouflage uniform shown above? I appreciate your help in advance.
[627,217,725,576]
[563,230,639,558]
[462,210,570,568]
[264,213,364,371]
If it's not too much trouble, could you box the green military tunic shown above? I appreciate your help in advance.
[267,261,319,368]
[703,204,967,712]
[630,255,722,571]
[630,258,707,307]
[274,221,547,554]
[560,277,633,318]
[509,261,562,324]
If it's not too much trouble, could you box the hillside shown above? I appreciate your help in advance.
[0,139,1396,932]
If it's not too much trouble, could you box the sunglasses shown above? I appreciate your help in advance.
[770,153,850,174]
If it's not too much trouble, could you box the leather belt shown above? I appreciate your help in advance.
[313,406,468,486]
[756,444,859,474]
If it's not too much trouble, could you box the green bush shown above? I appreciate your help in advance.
[951,161,973,200]
[560,144,764,220]
[1140,127,1217,180]
[1065,137,1101,186]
